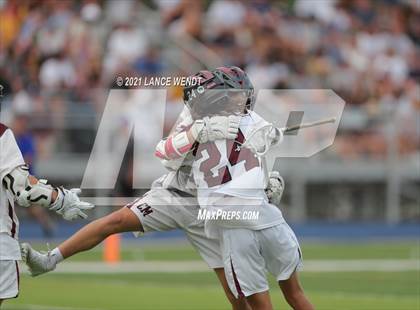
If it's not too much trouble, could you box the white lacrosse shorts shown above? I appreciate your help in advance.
[0,260,19,299]
[127,188,223,269]
[222,222,302,298]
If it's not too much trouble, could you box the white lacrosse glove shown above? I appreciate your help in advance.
[49,188,94,221]
[265,171,285,206]
[197,115,241,143]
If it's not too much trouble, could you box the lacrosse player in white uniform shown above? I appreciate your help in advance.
[185,67,314,310]
[0,122,94,306]
[20,68,285,310]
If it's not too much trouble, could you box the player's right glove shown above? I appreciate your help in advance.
[265,171,285,207]
[49,187,94,220]
[197,115,241,143]
[155,115,241,161]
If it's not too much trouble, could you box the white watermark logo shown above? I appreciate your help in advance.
[79,88,345,206]
[197,209,260,221]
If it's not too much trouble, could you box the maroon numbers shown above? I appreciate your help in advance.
[195,130,260,187]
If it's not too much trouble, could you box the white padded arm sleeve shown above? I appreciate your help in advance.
[3,165,54,208]
[3,165,31,199]
[4,165,94,220]
[155,120,204,161]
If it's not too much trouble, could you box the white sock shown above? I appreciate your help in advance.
[50,248,64,264]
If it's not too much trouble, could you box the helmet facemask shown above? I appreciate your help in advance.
[183,66,255,119]
[188,88,251,119]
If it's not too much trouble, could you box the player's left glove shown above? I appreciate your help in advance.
[196,115,241,143]
[265,171,284,206]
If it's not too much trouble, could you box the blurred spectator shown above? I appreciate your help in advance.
[11,110,55,238]
[163,86,184,136]
[80,0,102,23]
[0,0,417,161]
[104,22,148,76]
[294,0,338,24]
[133,46,164,76]
[11,112,35,172]
[39,51,77,90]
[207,0,246,37]
[155,0,202,38]
[373,48,409,86]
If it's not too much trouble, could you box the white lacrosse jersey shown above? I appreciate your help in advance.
[191,112,284,233]
[0,123,24,260]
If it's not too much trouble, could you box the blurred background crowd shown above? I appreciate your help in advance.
[0,0,418,235]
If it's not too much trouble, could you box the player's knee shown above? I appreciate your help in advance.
[231,296,250,310]
[221,285,246,309]
[225,291,237,306]
[246,297,272,310]
[223,287,236,304]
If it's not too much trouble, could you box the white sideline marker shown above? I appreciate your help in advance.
[19,259,420,274]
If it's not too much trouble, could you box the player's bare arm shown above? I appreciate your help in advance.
[155,114,241,161]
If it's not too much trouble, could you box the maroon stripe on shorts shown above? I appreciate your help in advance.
[230,257,244,298]
[14,261,20,298]
[15,261,20,287]
[0,123,8,137]
[8,202,16,238]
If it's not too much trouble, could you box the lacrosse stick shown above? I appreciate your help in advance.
[241,117,337,157]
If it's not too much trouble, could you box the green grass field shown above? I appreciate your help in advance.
[4,241,420,310]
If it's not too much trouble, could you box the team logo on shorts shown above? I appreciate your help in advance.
[137,203,153,217]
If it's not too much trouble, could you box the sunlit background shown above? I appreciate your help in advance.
[0,0,418,309]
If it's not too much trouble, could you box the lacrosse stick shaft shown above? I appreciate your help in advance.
[240,117,336,157]
[283,117,336,133]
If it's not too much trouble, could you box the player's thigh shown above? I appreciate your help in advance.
[214,268,236,303]
[102,206,145,233]
[0,260,19,300]
[214,268,251,310]
[259,223,302,282]
[126,189,187,235]
[222,228,269,299]
[278,270,304,296]
[184,206,224,269]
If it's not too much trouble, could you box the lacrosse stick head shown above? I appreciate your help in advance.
[241,123,283,157]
